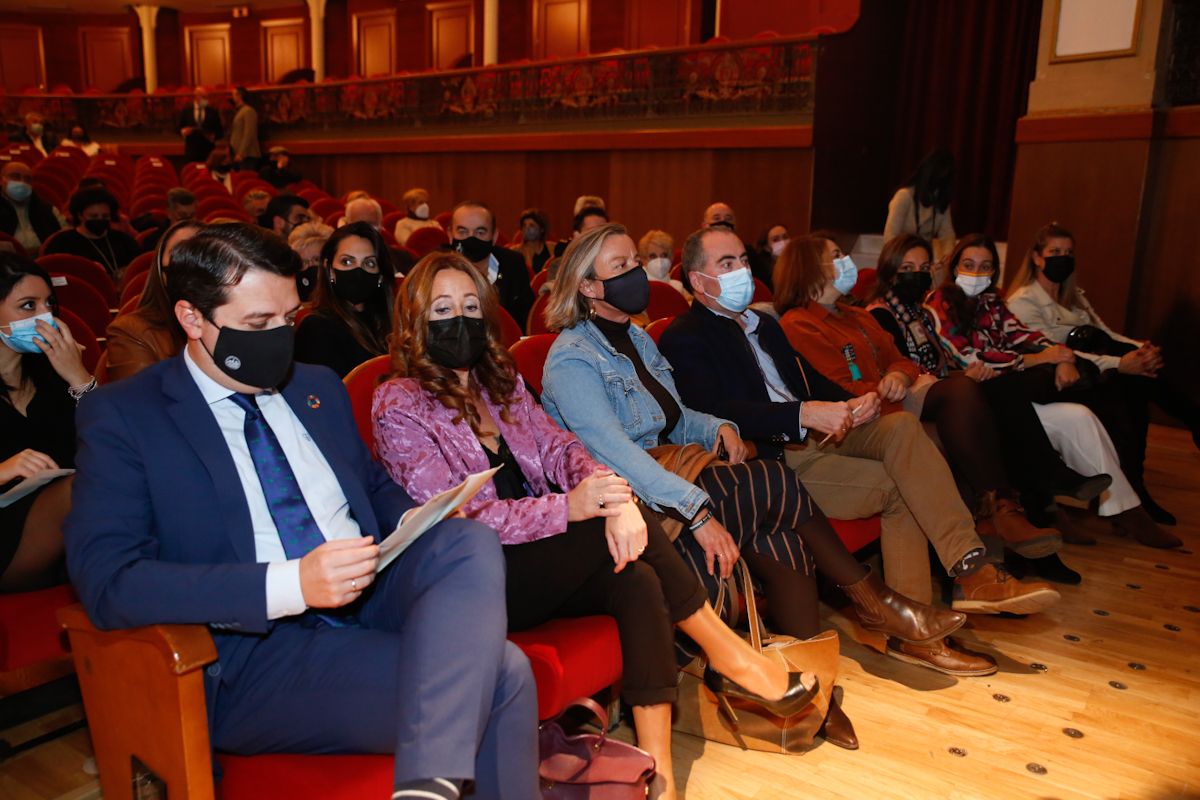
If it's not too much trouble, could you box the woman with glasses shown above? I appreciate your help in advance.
[294,221,395,378]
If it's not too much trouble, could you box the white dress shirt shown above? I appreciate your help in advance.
[737,310,808,440]
[184,348,363,619]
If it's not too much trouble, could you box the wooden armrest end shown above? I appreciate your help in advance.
[57,604,217,675]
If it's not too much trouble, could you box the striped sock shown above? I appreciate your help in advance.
[392,778,462,800]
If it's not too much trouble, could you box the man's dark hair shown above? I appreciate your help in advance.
[680,225,737,291]
[263,193,308,228]
[166,223,300,319]
[77,176,106,191]
[68,186,119,220]
[167,187,196,209]
[452,200,495,231]
[572,206,608,233]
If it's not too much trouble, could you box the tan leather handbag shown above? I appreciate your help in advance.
[646,443,721,541]
[673,559,840,753]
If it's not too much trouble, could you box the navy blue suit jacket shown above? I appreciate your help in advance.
[659,302,853,461]
[64,355,415,711]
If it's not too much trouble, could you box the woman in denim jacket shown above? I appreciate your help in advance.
[541,224,966,749]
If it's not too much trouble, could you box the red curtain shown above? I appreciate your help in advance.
[889,0,1043,239]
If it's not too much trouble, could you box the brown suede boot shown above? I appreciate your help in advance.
[981,492,1063,559]
[839,568,965,645]
[1112,506,1182,548]
[952,563,1061,615]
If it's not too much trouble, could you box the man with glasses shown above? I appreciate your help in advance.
[263,194,312,239]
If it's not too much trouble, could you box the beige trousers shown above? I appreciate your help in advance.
[784,411,982,604]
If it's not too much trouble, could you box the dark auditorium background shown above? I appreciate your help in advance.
[1,0,1196,398]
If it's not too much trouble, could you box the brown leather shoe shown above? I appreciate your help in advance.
[952,563,1060,615]
[1053,508,1098,546]
[840,568,966,645]
[886,636,998,677]
[987,496,1062,558]
[817,694,857,750]
[1112,506,1183,549]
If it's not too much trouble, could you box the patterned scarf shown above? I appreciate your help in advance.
[884,289,946,376]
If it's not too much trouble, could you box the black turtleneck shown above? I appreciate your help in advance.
[592,316,681,443]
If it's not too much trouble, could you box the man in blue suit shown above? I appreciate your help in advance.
[65,223,536,799]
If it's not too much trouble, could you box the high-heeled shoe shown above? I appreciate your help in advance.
[702,664,819,725]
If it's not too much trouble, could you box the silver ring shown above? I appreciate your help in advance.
[598,498,606,509]
[350,579,358,591]
[637,547,645,554]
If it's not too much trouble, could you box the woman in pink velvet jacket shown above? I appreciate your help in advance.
[373,251,818,800]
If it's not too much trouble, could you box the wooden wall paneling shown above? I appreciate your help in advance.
[607,150,715,247]
[625,0,691,48]
[354,9,397,77]
[155,9,183,89]
[0,24,46,92]
[712,148,813,243]
[523,151,610,239]
[426,1,475,70]
[185,23,232,87]
[78,26,136,92]
[589,0,626,53]
[1004,139,1151,331]
[262,18,307,83]
[497,0,531,62]
[532,0,589,59]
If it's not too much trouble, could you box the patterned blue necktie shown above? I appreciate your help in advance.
[228,393,326,560]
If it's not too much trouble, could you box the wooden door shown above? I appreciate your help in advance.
[626,0,692,48]
[426,1,475,70]
[262,19,307,84]
[354,10,397,77]
[79,27,135,92]
[532,0,589,59]
[0,24,46,92]
[185,24,232,87]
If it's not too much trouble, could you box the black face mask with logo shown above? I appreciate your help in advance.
[205,321,295,389]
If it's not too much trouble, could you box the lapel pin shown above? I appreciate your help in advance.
[307,395,321,409]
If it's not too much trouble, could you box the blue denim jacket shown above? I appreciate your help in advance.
[541,320,733,520]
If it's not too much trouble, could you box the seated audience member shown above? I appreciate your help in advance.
[44,187,141,276]
[541,223,968,745]
[1008,222,1200,461]
[295,221,394,378]
[376,251,816,799]
[178,87,223,163]
[510,208,554,274]
[140,188,197,253]
[74,177,137,238]
[105,220,204,382]
[60,124,101,157]
[287,221,334,303]
[343,196,384,230]
[926,235,1179,548]
[242,189,270,222]
[0,161,65,256]
[392,187,440,246]
[660,227,1058,657]
[0,254,95,592]
[207,140,235,192]
[64,223,536,798]
[449,201,534,332]
[553,205,609,258]
[751,223,789,289]
[883,148,956,266]
[573,195,606,216]
[638,229,688,298]
[12,113,58,157]
[261,194,311,238]
[258,145,302,189]
[702,202,738,232]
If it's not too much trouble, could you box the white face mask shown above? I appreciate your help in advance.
[770,239,788,257]
[646,257,671,280]
[955,273,992,297]
[413,203,430,220]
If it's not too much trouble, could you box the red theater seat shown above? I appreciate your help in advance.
[406,225,449,257]
[37,254,119,306]
[509,333,558,396]
[0,584,76,679]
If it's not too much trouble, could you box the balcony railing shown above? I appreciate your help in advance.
[1,35,817,140]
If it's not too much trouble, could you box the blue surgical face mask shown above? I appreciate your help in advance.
[0,312,56,354]
[831,255,858,296]
[703,267,755,314]
[5,181,32,203]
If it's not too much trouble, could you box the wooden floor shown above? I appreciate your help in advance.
[2,426,1198,799]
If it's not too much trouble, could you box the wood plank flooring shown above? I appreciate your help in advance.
[2,425,1197,799]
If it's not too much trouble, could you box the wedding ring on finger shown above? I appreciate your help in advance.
[350,579,358,591]
[598,498,606,509]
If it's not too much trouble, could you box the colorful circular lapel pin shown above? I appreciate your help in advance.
[307,395,321,409]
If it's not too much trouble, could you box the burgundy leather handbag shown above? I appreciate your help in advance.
[539,697,656,799]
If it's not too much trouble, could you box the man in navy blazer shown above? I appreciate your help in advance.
[65,223,536,799]
[178,87,224,163]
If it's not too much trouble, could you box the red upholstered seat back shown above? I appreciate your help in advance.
[645,282,689,322]
[37,254,118,306]
[406,225,449,257]
[342,354,392,457]
[509,333,557,396]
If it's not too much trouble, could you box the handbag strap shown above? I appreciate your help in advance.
[717,559,765,653]
[557,696,610,746]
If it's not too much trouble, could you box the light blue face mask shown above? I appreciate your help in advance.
[5,181,32,203]
[0,312,55,354]
[831,255,858,296]
[704,267,755,314]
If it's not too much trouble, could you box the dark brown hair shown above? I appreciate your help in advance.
[309,221,395,356]
[938,233,1001,335]
[772,234,832,314]
[872,234,932,300]
[137,220,204,350]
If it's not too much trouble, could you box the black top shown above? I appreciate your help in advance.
[43,229,141,277]
[593,315,681,443]
[294,311,383,379]
[0,194,63,245]
[258,163,303,190]
[0,356,77,479]
[482,435,529,501]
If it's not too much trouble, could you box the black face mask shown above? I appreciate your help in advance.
[84,219,110,236]
[454,236,493,263]
[709,220,736,232]
[598,266,650,315]
[297,267,318,302]
[892,271,933,306]
[331,267,381,305]
[206,321,295,389]
[427,315,488,370]
[1042,254,1075,284]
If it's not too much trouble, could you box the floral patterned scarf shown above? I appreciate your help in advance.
[884,289,947,376]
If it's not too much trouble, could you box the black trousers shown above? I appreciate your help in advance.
[504,512,707,707]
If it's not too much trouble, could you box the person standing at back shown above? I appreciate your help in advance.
[178,87,224,164]
[883,148,957,267]
[229,87,261,170]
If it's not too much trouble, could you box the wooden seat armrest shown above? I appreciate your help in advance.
[57,604,217,674]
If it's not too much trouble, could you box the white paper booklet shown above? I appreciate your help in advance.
[0,469,75,508]
[376,466,501,573]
